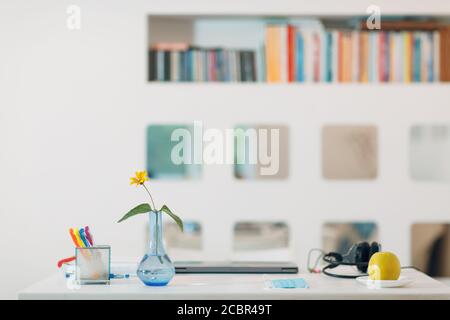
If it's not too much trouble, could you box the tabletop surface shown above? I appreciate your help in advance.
[19,268,450,300]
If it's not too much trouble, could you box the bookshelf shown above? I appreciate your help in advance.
[147,13,450,84]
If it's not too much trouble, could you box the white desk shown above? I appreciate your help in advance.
[19,269,450,300]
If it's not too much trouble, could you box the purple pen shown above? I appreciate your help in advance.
[85,226,94,246]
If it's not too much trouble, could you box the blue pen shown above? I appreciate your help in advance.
[79,228,90,247]
[110,273,131,279]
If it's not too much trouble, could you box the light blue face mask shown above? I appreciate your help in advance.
[268,278,309,289]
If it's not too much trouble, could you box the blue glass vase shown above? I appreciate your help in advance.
[137,211,175,286]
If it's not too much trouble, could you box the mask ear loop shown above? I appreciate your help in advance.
[307,248,326,273]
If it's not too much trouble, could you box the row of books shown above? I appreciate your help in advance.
[266,25,442,83]
[148,43,257,82]
[148,21,450,83]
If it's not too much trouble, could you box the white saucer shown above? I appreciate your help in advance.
[356,276,413,288]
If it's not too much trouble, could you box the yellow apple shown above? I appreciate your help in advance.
[367,252,401,280]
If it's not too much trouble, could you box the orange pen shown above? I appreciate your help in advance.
[69,228,81,247]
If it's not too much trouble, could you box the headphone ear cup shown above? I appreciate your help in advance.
[355,242,370,272]
[369,242,380,258]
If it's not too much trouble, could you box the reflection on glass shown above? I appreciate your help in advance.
[164,221,202,250]
[233,222,289,251]
[146,124,201,179]
[411,223,450,277]
[322,125,378,180]
[234,124,289,180]
[322,222,378,254]
[410,124,450,181]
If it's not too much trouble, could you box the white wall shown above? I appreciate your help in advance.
[1,0,450,299]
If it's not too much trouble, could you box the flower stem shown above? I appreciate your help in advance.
[142,183,160,258]
[155,212,161,260]
[142,183,157,211]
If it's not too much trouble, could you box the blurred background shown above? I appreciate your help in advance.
[1,0,450,299]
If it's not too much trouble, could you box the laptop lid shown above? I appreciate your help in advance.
[174,261,299,274]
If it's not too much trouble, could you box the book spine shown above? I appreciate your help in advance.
[195,49,200,81]
[396,32,403,82]
[336,31,342,82]
[163,51,170,81]
[367,32,374,82]
[325,32,332,82]
[148,49,157,81]
[193,49,199,81]
[440,26,450,82]
[212,50,218,81]
[413,32,422,82]
[204,50,210,81]
[250,51,257,81]
[157,50,165,81]
[427,33,434,82]
[403,32,412,83]
[389,32,395,82]
[190,49,195,81]
[351,31,359,82]
[384,32,390,82]
[332,31,339,83]
[256,45,265,82]
[279,25,288,82]
[304,31,313,82]
[433,31,440,82]
[179,51,186,81]
[296,30,304,82]
[320,31,327,82]
[421,32,428,82]
[170,51,178,81]
[360,32,368,83]
[379,32,386,82]
[265,25,278,82]
[235,50,241,82]
[439,27,447,81]
[346,32,351,82]
[287,25,296,82]
[372,32,380,83]
[313,32,320,82]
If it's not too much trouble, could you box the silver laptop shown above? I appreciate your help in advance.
[174,261,298,274]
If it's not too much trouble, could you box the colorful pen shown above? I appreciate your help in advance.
[79,228,90,247]
[85,226,94,246]
[73,228,85,247]
[109,273,131,279]
[69,228,82,247]
[57,256,76,268]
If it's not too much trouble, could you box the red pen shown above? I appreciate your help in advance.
[85,226,94,246]
[57,256,76,268]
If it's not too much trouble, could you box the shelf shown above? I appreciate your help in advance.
[145,0,450,17]
[146,82,450,88]
[147,5,450,85]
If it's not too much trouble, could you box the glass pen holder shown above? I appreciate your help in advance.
[75,245,111,285]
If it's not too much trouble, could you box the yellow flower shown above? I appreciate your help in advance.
[130,171,149,186]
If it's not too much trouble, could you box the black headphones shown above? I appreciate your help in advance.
[322,241,381,279]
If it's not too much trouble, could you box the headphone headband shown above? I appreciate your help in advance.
[321,241,381,279]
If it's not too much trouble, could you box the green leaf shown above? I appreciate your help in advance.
[117,203,152,223]
[160,205,183,232]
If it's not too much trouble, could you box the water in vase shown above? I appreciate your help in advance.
[137,211,175,286]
